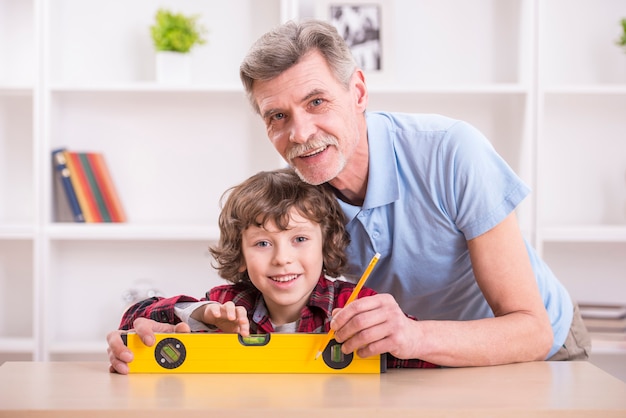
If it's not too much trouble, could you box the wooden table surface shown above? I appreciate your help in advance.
[1,361,625,417]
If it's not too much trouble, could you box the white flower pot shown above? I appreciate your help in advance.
[155,51,192,84]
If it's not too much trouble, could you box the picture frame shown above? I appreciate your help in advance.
[315,0,394,84]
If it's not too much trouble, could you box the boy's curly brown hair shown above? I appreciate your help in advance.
[209,168,350,284]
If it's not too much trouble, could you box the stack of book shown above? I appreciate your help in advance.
[52,148,126,223]
[579,303,626,342]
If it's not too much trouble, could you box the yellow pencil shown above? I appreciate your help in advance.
[314,252,381,360]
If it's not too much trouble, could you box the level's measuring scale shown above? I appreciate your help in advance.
[123,333,385,374]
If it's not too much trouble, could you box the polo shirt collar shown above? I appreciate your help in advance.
[338,112,399,218]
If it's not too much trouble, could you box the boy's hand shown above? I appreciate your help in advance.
[193,301,250,336]
[106,318,190,375]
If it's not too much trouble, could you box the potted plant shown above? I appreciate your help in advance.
[150,8,208,83]
[617,18,626,53]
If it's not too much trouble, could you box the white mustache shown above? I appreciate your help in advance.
[286,134,339,161]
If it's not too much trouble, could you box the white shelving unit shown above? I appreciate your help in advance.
[535,1,626,343]
[0,0,625,366]
[1,0,284,362]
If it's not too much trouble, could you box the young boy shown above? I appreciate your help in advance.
[112,168,437,371]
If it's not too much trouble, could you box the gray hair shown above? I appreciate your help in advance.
[239,19,358,114]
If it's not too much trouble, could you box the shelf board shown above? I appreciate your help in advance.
[49,340,107,355]
[368,83,528,94]
[590,335,626,355]
[0,225,35,240]
[538,225,626,242]
[0,337,34,353]
[0,85,33,96]
[543,85,626,95]
[49,82,244,94]
[46,223,220,241]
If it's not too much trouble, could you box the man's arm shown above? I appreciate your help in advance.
[331,212,553,367]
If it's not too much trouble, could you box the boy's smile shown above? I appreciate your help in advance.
[269,273,300,283]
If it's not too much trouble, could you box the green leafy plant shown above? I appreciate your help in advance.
[150,9,208,53]
[617,18,626,53]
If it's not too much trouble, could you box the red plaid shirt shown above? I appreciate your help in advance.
[120,274,438,369]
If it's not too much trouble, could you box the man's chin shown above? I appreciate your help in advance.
[292,166,337,185]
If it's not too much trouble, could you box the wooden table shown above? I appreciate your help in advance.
[1,361,625,417]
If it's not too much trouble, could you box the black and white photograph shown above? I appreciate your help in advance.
[329,4,382,71]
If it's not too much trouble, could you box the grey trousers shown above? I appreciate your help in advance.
[547,304,592,361]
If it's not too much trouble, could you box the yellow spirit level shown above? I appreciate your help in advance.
[122,332,385,374]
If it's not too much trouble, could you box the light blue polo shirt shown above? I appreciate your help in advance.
[338,111,573,358]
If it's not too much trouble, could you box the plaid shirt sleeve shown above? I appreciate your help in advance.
[386,355,439,369]
[118,295,204,330]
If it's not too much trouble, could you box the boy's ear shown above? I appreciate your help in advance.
[237,263,247,273]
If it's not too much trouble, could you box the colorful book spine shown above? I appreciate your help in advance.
[51,148,85,223]
[79,152,112,222]
[65,151,101,222]
[88,152,127,223]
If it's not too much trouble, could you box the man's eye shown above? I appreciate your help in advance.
[271,113,285,121]
[311,98,323,107]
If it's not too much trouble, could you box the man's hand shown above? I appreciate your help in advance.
[192,301,250,336]
[106,318,191,375]
[331,293,420,360]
